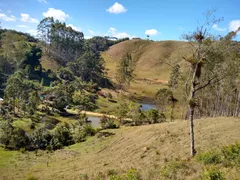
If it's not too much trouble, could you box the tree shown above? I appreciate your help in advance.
[116,53,134,87]
[4,71,40,115]
[182,11,240,157]
[37,18,84,66]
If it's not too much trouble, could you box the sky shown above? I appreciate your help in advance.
[0,0,239,41]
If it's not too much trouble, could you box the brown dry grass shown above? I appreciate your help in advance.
[103,39,191,97]
[1,117,240,179]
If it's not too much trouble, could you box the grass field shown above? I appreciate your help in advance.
[1,117,240,179]
[102,39,191,99]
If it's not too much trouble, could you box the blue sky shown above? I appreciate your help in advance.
[0,0,239,40]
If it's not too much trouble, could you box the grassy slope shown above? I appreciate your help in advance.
[1,117,240,179]
[102,39,191,98]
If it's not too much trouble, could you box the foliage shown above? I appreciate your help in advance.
[50,123,74,150]
[197,151,222,165]
[29,128,52,150]
[221,143,240,166]
[72,91,97,111]
[37,17,84,65]
[124,169,141,180]
[145,108,166,124]
[100,116,118,129]
[116,53,134,87]
[201,166,225,180]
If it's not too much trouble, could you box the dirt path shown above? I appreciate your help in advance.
[67,109,132,121]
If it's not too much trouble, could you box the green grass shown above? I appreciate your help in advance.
[0,148,18,168]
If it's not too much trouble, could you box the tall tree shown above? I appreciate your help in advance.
[116,53,134,87]
[37,18,84,65]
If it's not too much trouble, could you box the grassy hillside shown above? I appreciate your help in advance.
[1,117,240,179]
[102,39,191,98]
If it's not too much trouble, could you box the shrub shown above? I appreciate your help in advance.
[145,109,166,124]
[50,123,74,150]
[201,166,225,180]
[221,143,240,166]
[29,128,52,150]
[83,124,96,136]
[124,169,141,180]
[9,127,29,150]
[100,116,118,129]
[197,151,222,165]
[73,128,86,143]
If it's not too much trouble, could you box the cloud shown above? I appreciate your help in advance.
[67,24,80,31]
[145,29,159,36]
[17,25,29,28]
[212,24,226,32]
[21,13,38,23]
[0,13,16,21]
[84,36,92,39]
[43,8,69,21]
[106,2,127,14]
[27,29,38,36]
[229,20,240,34]
[108,27,134,39]
[38,0,48,4]
[89,30,96,35]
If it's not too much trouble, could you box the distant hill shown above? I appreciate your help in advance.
[102,39,191,97]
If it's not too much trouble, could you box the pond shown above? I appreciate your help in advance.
[87,116,101,128]
[140,103,158,111]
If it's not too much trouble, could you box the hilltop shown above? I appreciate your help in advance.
[1,117,240,179]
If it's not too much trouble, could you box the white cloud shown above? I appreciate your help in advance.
[17,25,29,28]
[43,8,69,21]
[21,13,38,23]
[67,24,80,31]
[84,36,92,39]
[108,27,134,39]
[89,30,96,35]
[106,2,127,14]
[229,20,240,34]
[145,29,159,36]
[0,13,16,21]
[38,0,48,4]
[27,29,38,36]
[212,24,226,32]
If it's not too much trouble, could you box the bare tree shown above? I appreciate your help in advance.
[182,10,240,157]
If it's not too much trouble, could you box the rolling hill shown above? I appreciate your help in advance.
[102,39,191,98]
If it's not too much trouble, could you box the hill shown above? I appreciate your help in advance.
[1,117,240,179]
[102,39,191,98]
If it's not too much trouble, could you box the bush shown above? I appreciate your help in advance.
[124,169,141,180]
[29,128,52,150]
[201,166,225,180]
[50,123,74,150]
[9,127,29,150]
[100,116,118,129]
[197,151,222,165]
[145,109,166,124]
[83,124,96,136]
[221,143,240,166]
[73,128,87,143]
